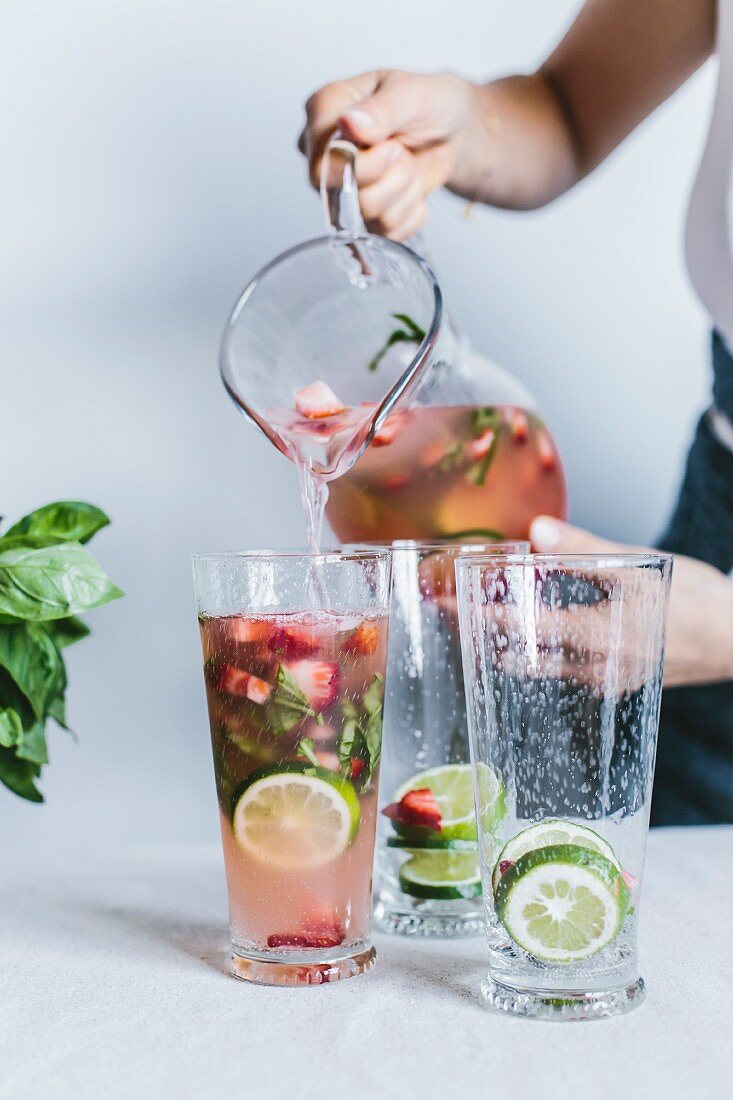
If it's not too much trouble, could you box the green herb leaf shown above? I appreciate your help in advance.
[47,692,69,731]
[5,501,110,545]
[269,664,316,735]
[338,704,360,770]
[0,708,23,748]
[362,674,384,773]
[0,623,65,720]
[0,541,123,622]
[467,406,502,487]
[297,738,321,768]
[43,616,90,649]
[368,312,426,372]
[15,721,48,766]
[0,746,43,802]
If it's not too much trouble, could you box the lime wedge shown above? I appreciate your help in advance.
[494,844,630,963]
[492,818,622,893]
[232,765,360,870]
[393,764,477,841]
[399,850,482,900]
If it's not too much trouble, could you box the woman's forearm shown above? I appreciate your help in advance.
[447,75,583,210]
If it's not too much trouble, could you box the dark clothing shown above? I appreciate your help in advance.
[652,331,733,825]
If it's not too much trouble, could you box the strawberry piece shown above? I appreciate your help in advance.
[382,473,410,491]
[315,750,340,773]
[269,624,321,658]
[419,439,450,469]
[537,430,557,472]
[215,665,273,704]
[227,616,274,645]
[467,427,496,461]
[510,410,529,443]
[350,757,366,780]
[267,918,344,950]
[287,659,339,712]
[382,788,442,831]
[342,621,379,655]
[621,870,640,892]
[295,381,346,419]
[498,860,515,876]
[372,411,405,447]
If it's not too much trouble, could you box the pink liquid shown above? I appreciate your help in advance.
[199,610,388,953]
[326,404,567,542]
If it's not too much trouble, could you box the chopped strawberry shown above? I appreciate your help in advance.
[227,616,274,645]
[498,860,514,877]
[350,757,366,780]
[382,787,442,832]
[269,624,321,658]
[295,381,346,419]
[510,410,529,443]
[372,411,405,447]
[215,664,272,704]
[382,473,410,491]
[419,439,450,468]
[467,427,496,461]
[621,870,640,892]
[287,659,339,712]
[267,917,344,950]
[537,430,557,472]
[315,750,340,773]
[342,621,379,655]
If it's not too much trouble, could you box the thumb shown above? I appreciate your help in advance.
[340,73,430,146]
[530,515,620,555]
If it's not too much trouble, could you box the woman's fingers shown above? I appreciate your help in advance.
[530,516,632,555]
[299,71,381,187]
[357,144,453,238]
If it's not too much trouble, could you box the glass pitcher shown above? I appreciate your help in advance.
[322,174,568,544]
[219,136,457,546]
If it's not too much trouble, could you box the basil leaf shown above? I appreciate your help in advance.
[5,501,110,545]
[368,312,426,373]
[0,541,123,621]
[43,615,90,649]
[362,674,384,773]
[269,665,316,735]
[0,746,43,802]
[47,692,68,730]
[338,705,360,770]
[0,708,23,748]
[297,738,320,768]
[467,407,502,487]
[15,721,48,765]
[0,623,64,720]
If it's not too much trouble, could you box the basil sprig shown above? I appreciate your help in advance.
[0,502,123,802]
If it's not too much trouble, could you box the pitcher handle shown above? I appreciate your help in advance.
[320,131,366,238]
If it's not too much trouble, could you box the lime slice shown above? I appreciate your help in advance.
[494,844,630,963]
[393,764,477,841]
[399,851,482,900]
[492,818,622,893]
[387,835,478,851]
[232,765,360,870]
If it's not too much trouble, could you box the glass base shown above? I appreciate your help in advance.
[480,974,646,1020]
[373,896,483,938]
[229,945,376,986]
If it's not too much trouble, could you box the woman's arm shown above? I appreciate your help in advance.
[458,0,716,209]
[301,0,715,235]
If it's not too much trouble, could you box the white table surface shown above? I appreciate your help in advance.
[2,827,731,1100]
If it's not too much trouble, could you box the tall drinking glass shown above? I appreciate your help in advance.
[193,550,391,986]
[456,553,672,1018]
[351,540,528,937]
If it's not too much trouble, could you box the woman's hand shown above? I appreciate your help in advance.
[298,70,477,240]
[531,516,733,688]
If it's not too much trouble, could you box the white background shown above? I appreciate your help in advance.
[0,0,716,845]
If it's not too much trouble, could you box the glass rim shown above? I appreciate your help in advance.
[455,551,673,571]
[345,538,530,553]
[192,548,392,564]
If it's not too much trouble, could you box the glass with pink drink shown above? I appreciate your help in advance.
[193,550,391,986]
